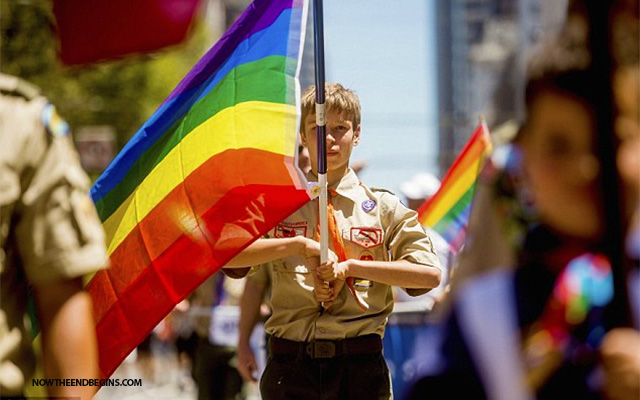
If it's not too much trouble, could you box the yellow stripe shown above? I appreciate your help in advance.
[420,158,483,227]
[104,101,297,254]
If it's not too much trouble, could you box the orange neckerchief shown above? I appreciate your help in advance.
[315,189,369,310]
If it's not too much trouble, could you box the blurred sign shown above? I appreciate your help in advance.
[53,0,201,65]
[75,125,116,173]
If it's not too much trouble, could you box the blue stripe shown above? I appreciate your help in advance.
[91,8,296,203]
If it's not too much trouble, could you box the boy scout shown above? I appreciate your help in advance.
[0,74,108,398]
[228,83,441,400]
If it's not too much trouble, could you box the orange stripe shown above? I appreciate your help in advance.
[89,182,310,378]
[418,125,490,217]
[91,148,305,321]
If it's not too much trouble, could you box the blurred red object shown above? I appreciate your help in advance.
[53,0,201,65]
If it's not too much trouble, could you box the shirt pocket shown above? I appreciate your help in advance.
[269,258,317,308]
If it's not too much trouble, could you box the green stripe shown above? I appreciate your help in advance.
[96,55,294,222]
[432,185,474,232]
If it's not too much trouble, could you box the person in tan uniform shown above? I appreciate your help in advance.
[227,83,441,400]
[0,73,108,398]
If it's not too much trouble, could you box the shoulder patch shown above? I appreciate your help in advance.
[41,103,70,137]
[369,187,395,195]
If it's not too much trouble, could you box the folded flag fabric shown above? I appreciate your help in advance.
[87,0,311,378]
[417,121,492,253]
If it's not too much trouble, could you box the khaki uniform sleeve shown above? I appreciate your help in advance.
[380,192,441,296]
[12,100,108,284]
[247,262,272,286]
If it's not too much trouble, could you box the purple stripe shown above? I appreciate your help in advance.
[164,0,294,104]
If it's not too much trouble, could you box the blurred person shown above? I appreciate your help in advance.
[406,11,640,400]
[398,173,453,307]
[170,271,245,400]
[0,74,108,398]
[236,265,270,384]
[237,137,319,385]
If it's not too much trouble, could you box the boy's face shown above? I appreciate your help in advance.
[301,110,360,177]
[522,90,603,240]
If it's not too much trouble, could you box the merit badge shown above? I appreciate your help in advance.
[361,199,376,212]
[275,221,308,238]
[350,227,382,248]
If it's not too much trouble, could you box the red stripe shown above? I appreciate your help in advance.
[417,124,490,217]
[88,150,310,378]
[92,148,301,320]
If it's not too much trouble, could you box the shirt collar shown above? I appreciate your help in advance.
[306,168,361,204]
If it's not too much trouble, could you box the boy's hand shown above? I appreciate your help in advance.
[312,260,348,308]
[315,260,349,282]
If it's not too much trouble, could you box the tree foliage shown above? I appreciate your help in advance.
[1,0,212,148]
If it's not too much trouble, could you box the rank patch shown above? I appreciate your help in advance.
[350,227,382,248]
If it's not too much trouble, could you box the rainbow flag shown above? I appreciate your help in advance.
[417,121,492,253]
[88,0,311,378]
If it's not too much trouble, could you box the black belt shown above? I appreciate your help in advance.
[268,334,383,359]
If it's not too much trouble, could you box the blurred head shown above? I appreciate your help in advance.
[399,173,441,211]
[519,27,603,241]
[297,143,311,173]
[300,84,361,179]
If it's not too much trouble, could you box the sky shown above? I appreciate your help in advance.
[321,1,439,195]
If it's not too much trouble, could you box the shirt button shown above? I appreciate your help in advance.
[318,328,326,333]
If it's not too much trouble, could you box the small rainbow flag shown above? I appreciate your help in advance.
[417,121,492,253]
[87,0,311,378]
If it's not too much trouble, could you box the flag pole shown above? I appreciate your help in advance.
[313,0,329,265]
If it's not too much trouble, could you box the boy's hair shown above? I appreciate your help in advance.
[300,83,361,135]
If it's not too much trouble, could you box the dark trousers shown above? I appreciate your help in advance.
[260,351,391,400]
[193,338,243,400]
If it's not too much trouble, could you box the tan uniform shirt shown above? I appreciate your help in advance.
[0,74,108,395]
[249,169,439,342]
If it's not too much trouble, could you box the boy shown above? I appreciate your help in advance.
[228,83,441,400]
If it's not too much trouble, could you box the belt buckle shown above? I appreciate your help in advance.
[311,341,336,358]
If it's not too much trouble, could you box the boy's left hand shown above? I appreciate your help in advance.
[315,260,348,282]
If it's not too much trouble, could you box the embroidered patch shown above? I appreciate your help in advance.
[274,221,308,238]
[361,199,376,212]
[41,103,70,137]
[350,227,382,248]
[353,278,373,289]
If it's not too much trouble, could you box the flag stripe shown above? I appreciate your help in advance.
[419,156,484,227]
[427,135,487,202]
[90,182,310,378]
[95,55,293,221]
[165,0,295,103]
[433,186,474,236]
[93,148,302,321]
[103,101,296,254]
[91,7,298,204]
[417,122,491,252]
